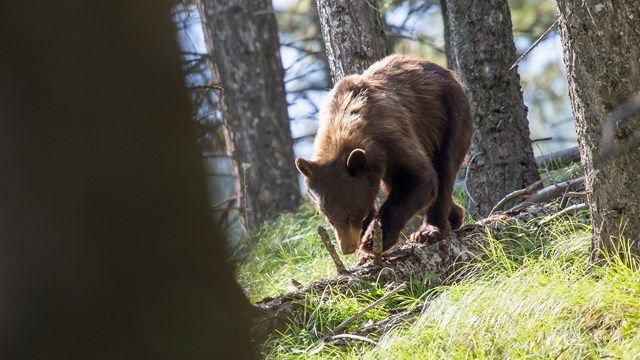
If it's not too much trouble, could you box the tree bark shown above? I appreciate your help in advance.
[440,0,454,69]
[198,0,301,234]
[557,0,640,261]
[316,0,388,83]
[0,1,254,358]
[445,0,541,217]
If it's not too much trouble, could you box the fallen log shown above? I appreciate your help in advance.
[490,177,585,214]
[250,204,555,342]
[535,146,580,170]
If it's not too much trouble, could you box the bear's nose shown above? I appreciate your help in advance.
[340,241,356,255]
[334,225,360,255]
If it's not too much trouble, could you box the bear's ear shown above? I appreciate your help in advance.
[295,157,316,178]
[346,149,368,176]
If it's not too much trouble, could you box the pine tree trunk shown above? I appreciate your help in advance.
[440,0,453,69]
[445,0,540,217]
[316,0,388,82]
[198,0,301,234]
[557,0,640,261]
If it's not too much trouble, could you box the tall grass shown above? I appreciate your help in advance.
[368,218,640,359]
[239,202,640,359]
[235,201,356,302]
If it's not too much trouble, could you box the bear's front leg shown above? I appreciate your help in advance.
[357,165,437,259]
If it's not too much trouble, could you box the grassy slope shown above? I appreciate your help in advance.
[236,202,640,359]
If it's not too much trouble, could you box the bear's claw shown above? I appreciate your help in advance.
[410,224,445,244]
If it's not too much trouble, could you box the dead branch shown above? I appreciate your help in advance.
[372,222,383,265]
[490,180,544,215]
[509,177,584,213]
[539,203,589,225]
[510,17,559,70]
[535,146,580,170]
[331,283,406,334]
[187,84,223,91]
[329,333,378,345]
[560,191,586,208]
[317,226,348,275]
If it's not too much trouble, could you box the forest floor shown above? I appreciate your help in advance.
[234,172,640,359]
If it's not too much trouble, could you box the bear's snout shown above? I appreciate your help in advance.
[334,225,361,255]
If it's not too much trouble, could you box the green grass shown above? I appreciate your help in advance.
[237,202,640,359]
[235,201,357,302]
[368,219,640,359]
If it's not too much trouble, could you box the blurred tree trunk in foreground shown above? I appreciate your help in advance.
[557,0,640,262]
[316,0,388,83]
[197,0,301,235]
[0,1,254,358]
[445,0,540,217]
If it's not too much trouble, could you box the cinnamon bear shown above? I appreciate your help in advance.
[295,54,472,256]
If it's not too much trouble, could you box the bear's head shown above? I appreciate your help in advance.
[295,149,380,254]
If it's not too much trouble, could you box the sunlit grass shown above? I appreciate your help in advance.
[242,203,640,359]
[235,201,357,302]
[367,218,640,359]
[261,285,393,359]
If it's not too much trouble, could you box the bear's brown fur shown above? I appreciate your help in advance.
[296,54,472,256]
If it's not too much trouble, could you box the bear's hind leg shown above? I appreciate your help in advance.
[410,145,459,244]
[449,200,465,230]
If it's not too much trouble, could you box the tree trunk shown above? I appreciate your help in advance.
[198,0,301,234]
[316,0,388,83]
[440,0,453,69]
[445,0,540,217]
[557,0,640,261]
[0,1,254,358]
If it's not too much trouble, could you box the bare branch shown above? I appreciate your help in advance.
[510,17,559,70]
[490,180,544,215]
[510,177,585,212]
[188,84,223,92]
[539,203,589,225]
[317,226,348,275]
[329,333,378,345]
[331,283,407,334]
[535,146,580,169]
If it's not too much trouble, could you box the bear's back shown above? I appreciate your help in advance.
[313,54,464,164]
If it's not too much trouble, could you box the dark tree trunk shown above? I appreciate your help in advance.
[0,1,254,358]
[316,0,388,83]
[557,0,640,261]
[440,0,453,69]
[445,0,541,217]
[198,0,301,234]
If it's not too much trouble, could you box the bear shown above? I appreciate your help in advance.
[295,54,472,257]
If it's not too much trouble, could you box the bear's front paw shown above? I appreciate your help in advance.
[355,220,383,265]
[410,224,447,244]
[358,219,380,253]
[354,247,375,266]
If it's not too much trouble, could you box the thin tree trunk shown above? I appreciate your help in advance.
[198,0,301,234]
[0,1,254,358]
[316,0,388,82]
[557,0,640,261]
[440,0,453,69]
[445,0,540,217]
